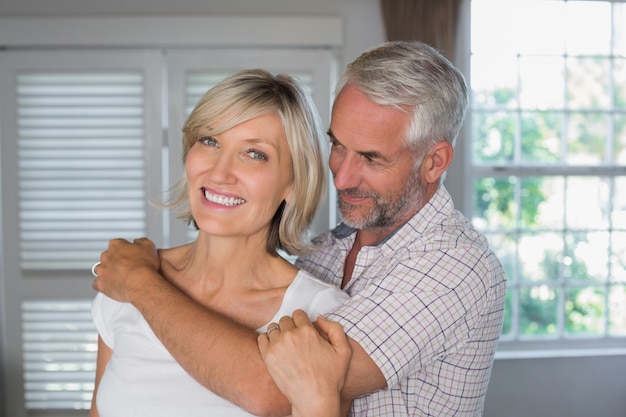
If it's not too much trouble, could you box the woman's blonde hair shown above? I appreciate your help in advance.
[167,69,327,255]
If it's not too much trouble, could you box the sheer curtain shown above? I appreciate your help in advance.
[380,0,462,59]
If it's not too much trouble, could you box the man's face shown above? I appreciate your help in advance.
[328,85,426,237]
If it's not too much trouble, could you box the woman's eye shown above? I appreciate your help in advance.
[199,137,218,147]
[245,149,268,161]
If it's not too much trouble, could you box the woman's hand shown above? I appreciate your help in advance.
[258,309,352,417]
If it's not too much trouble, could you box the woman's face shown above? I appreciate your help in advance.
[186,113,293,240]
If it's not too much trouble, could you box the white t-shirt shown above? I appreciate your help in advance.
[91,269,348,417]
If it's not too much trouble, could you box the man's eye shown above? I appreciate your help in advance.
[329,139,344,150]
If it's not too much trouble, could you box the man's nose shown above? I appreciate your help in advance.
[332,154,361,190]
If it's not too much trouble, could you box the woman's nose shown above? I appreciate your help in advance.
[208,153,237,183]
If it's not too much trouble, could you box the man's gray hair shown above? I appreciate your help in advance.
[336,40,469,157]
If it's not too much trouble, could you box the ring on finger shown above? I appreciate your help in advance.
[91,262,101,278]
[266,323,280,337]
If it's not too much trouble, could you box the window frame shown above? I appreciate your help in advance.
[464,0,626,358]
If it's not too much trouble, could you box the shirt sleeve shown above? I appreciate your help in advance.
[325,245,494,388]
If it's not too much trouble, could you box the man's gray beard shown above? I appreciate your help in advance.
[338,174,426,230]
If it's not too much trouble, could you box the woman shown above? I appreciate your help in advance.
[90,69,348,417]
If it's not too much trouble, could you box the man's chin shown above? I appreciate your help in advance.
[339,209,368,230]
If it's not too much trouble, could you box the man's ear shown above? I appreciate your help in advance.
[420,141,454,184]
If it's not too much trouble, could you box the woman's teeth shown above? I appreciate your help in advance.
[204,190,246,207]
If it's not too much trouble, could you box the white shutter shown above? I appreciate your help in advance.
[17,72,147,270]
[22,300,96,410]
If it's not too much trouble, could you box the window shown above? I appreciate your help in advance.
[470,0,626,352]
[0,19,339,414]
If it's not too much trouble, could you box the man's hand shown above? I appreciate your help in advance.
[92,238,161,302]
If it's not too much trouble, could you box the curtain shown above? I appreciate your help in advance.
[380,0,462,59]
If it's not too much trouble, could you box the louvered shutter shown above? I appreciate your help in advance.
[17,72,147,270]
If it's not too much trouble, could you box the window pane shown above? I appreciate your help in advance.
[472,176,518,230]
[519,285,558,336]
[520,111,562,164]
[616,58,626,110]
[566,1,611,55]
[563,232,609,283]
[565,177,610,229]
[611,232,626,283]
[518,232,563,283]
[616,114,626,163]
[565,286,606,335]
[566,113,609,165]
[608,285,626,335]
[614,177,626,232]
[471,0,525,55]
[615,3,626,55]
[471,55,518,109]
[472,111,515,164]
[521,176,564,230]
[566,57,610,109]
[519,56,564,109]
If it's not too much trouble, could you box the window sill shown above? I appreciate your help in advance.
[495,346,626,360]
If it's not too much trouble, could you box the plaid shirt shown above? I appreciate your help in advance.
[296,186,506,417]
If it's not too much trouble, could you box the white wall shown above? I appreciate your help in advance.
[1,1,625,416]
[0,0,386,74]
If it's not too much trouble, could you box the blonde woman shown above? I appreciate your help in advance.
[90,69,348,417]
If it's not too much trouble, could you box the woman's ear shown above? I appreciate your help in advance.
[420,141,454,184]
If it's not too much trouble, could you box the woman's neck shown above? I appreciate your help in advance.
[158,233,298,329]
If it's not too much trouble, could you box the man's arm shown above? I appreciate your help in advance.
[92,238,386,416]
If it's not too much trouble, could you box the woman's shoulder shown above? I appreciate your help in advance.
[290,270,348,302]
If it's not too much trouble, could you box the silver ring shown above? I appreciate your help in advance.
[91,262,101,277]
[266,323,280,337]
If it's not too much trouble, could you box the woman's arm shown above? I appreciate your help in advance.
[258,310,352,417]
[89,336,112,417]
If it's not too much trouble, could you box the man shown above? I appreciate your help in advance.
[93,40,506,416]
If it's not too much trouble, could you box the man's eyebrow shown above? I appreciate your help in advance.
[326,129,388,162]
[360,149,386,162]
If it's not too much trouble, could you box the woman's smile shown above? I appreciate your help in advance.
[203,188,246,207]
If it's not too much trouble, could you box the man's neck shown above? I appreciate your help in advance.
[341,236,363,288]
